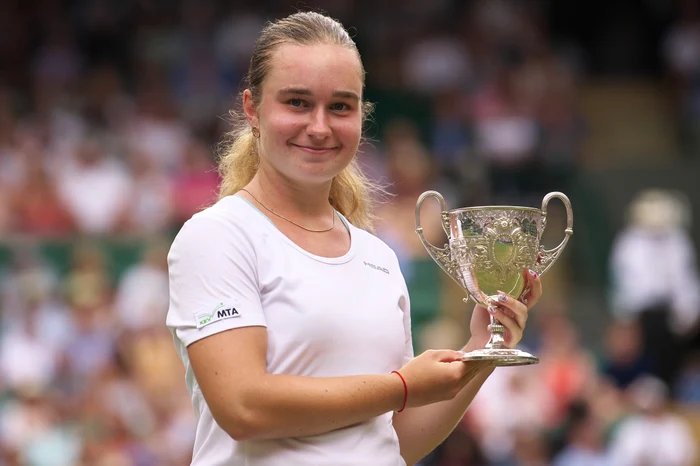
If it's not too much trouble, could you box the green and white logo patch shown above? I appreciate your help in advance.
[195,300,240,329]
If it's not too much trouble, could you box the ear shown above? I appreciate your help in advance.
[242,89,259,129]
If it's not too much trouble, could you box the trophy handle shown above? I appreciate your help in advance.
[415,191,463,288]
[534,192,574,276]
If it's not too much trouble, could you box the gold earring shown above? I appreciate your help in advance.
[252,127,260,138]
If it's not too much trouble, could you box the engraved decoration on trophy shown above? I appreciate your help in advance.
[415,192,573,366]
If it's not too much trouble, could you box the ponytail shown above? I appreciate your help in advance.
[218,126,259,199]
[329,158,382,231]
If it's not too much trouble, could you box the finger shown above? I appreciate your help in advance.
[489,292,528,329]
[523,268,543,308]
[487,305,523,345]
[518,286,531,305]
[429,349,468,362]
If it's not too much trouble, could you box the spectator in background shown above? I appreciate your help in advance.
[0,301,60,394]
[0,92,22,186]
[537,312,596,422]
[426,425,488,466]
[171,139,219,227]
[467,366,557,463]
[124,72,191,174]
[11,162,75,236]
[0,389,81,466]
[609,189,700,388]
[469,63,540,203]
[552,401,612,466]
[609,375,697,466]
[675,350,700,403]
[508,428,550,466]
[599,319,653,390]
[118,148,173,234]
[54,133,132,235]
[61,246,116,387]
[663,0,700,155]
[401,27,472,96]
[1,132,43,197]
[0,248,68,339]
[114,241,170,332]
[81,64,135,135]
[534,53,585,194]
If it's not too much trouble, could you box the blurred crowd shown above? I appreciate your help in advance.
[0,0,699,465]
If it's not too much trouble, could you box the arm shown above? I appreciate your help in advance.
[189,326,480,441]
[188,325,405,441]
[394,269,542,465]
[391,338,493,465]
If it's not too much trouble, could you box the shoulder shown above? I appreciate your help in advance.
[172,196,257,248]
[169,196,266,267]
[349,223,402,269]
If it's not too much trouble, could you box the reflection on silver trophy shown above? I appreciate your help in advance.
[415,191,574,366]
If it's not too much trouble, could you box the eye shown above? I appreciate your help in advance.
[287,98,306,108]
[330,102,350,111]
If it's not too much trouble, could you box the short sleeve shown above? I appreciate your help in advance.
[166,214,266,347]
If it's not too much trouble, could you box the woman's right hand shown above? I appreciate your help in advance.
[396,350,493,408]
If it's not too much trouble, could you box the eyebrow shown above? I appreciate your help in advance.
[277,87,360,101]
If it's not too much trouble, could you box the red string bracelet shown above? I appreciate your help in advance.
[391,370,408,413]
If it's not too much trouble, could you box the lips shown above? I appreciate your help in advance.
[291,143,339,154]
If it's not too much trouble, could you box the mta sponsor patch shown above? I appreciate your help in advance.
[195,300,241,329]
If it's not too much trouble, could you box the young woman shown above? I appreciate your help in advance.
[166,11,542,466]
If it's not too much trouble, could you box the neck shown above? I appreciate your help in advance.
[249,164,333,218]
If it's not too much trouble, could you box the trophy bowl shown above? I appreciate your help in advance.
[415,191,573,366]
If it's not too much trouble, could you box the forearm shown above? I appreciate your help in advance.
[392,339,494,466]
[221,372,404,440]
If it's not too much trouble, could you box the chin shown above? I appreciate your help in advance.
[288,157,353,184]
[291,170,342,186]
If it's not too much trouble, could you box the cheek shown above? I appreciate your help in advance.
[264,111,304,138]
[337,118,362,149]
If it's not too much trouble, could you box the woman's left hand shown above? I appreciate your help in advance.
[469,268,543,348]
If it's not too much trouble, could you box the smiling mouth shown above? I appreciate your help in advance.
[291,144,339,153]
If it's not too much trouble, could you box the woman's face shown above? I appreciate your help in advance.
[245,43,364,186]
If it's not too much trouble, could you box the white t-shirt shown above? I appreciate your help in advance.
[166,195,413,466]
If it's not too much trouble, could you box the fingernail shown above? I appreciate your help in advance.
[498,293,507,303]
[522,298,528,305]
[529,269,537,278]
[488,305,499,314]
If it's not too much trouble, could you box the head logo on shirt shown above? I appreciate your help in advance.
[364,261,390,274]
[195,301,240,329]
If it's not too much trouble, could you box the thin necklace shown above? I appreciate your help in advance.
[240,188,336,233]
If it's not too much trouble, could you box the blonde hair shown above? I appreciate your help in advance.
[218,11,381,230]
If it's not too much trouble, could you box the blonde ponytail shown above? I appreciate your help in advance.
[218,126,259,199]
[330,157,383,232]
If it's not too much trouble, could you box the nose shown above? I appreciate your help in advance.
[306,107,331,139]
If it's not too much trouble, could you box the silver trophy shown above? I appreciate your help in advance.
[415,192,573,366]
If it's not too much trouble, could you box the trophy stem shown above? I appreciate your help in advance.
[463,312,539,366]
[485,315,507,349]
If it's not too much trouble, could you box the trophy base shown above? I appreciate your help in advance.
[461,348,539,367]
